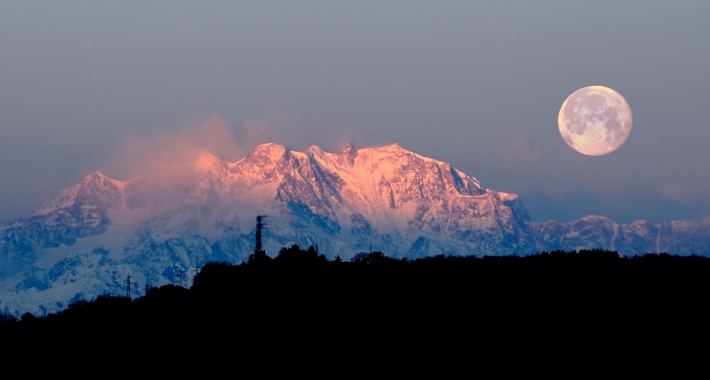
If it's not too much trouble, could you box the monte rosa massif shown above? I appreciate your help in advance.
[1,142,709,314]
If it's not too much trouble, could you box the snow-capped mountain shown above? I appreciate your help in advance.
[1,142,709,315]
[531,215,710,257]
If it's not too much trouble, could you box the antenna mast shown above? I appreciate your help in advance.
[255,215,267,255]
[126,274,133,299]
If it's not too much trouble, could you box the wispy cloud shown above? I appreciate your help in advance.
[102,115,238,182]
[237,110,369,153]
[99,109,384,186]
[501,139,542,162]
[661,184,697,203]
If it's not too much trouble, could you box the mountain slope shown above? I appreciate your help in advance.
[1,142,708,315]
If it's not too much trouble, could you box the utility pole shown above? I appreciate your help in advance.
[126,274,133,299]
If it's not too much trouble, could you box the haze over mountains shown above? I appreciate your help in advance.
[1,142,709,315]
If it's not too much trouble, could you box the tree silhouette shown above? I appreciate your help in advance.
[351,251,392,267]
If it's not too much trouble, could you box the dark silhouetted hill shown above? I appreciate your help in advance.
[3,246,710,358]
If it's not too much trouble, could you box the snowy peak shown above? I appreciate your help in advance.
[4,143,522,253]
[249,142,291,163]
[234,143,535,254]
[337,141,358,167]
[227,143,292,188]
[351,143,484,199]
[495,191,530,222]
[0,172,128,253]
[76,172,125,209]
[29,172,125,217]
[529,215,710,257]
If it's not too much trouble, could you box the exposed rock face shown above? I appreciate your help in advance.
[1,142,708,315]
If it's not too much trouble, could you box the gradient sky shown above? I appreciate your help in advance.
[1,1,709,224]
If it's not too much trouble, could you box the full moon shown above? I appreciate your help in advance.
[558,86,632,156]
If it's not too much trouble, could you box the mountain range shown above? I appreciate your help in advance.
[2,142,709,315]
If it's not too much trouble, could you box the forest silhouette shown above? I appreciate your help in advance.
[3,246,710,353]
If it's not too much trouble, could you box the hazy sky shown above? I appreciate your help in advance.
[1,1,709,224]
